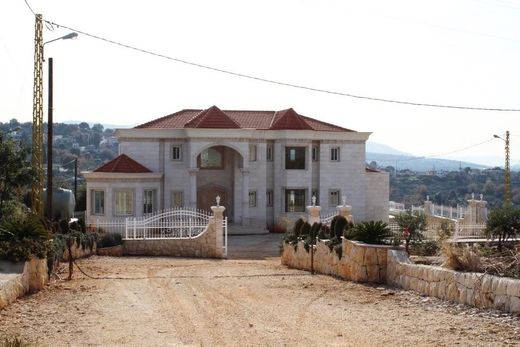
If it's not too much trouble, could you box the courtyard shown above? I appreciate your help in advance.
[0,235,519,346]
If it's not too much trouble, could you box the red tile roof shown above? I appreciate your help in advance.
[94,154,152,173]
[270,108,312,130]
[185,106,241,129]
[135,106,353,132]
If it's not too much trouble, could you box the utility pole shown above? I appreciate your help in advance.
[46,57,53,219]
[31,14,44,216]
[505,130,511,206]
[74,157,78,205]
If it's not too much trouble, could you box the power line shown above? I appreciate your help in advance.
[44,19,520,112]
[23,0,35,15]
[374,137,496,163]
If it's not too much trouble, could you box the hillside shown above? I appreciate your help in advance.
[366,152,489,172]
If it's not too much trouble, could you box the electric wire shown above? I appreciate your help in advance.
[23,0,35,16]
[43,19,520,112]
[374,137,496,163]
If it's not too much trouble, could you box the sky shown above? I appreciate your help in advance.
[1,0,520,166]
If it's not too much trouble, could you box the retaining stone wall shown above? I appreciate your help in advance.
[387,250,520,313]
[123,220,223,258]
[0,258,48,310]
[62,242,97,262]
[281,238,396,284]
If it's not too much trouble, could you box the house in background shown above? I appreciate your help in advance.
[83,106,389,232]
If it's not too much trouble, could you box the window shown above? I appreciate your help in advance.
[249,144,257,161]
[329,190,340,207]
[266,190,273,207]
[312,146,319,162]
[114,190,133,216]
[172,145,182,161]
[331,147,340,161]
[285,189,306,212]
[266,144,274,162]
[285,147,306,170]
[143,189,156,214]
[172,191,184,208]
[199,147,224,169]
[91,190,104,215]
[249,191,257,207]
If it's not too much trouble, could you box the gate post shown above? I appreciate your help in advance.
[211,201,226,258]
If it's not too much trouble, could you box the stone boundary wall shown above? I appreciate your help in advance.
[123,217,224,258]
[387,250,520,313]
[281,238,397,284]
[62,242,97,262]
[0,258,48,310]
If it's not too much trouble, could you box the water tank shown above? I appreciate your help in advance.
[43,188,75,220]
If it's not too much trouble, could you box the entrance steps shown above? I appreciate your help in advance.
[227,224,269,235]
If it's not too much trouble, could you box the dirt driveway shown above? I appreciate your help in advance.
[1,235,519,346]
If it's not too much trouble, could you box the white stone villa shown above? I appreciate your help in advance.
[84,106,389,231]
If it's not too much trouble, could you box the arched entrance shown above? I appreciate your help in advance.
[195,145,243,222]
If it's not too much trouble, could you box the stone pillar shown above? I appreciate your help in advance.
[211,205,226,258]
[423,196,433,216]
[466,194,488,224]
[337,205,354,223]
[188,168,199,208]
[306,205,321,225]
[241,168,250,225]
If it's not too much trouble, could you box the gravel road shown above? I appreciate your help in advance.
[0,235,519,346]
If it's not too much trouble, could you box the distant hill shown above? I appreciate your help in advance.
[366,152,488,171]
[366,141,410,156]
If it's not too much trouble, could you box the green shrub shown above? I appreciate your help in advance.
[310,222,322,239]
[299,222,311,237]
[97,233,123,248]
[293,218,305,238]
[0,215,52,262]
[317,225,330,239]
[333,216,348,239]
[410,240,440,256]
[348,221,392,245]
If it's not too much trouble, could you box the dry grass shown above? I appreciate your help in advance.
[441,242,482,272]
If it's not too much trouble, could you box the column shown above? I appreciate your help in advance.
[241,168,250,225]
[306,205,321,225]
[337,197,354,223]
[423,196,433,216]
[188,168,199,208]
[211,204,226,258]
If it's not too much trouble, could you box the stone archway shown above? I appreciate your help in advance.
[195,145,243,222]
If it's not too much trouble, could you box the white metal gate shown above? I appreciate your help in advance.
[124,207,211,240]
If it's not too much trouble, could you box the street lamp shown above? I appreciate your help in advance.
[493,131,510,207]
[44,32,78,220]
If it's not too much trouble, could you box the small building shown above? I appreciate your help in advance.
[83,106,389,231]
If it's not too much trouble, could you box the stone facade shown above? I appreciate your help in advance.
[281,238,395,284]
[0,258,48,310]
[387,250,520,313]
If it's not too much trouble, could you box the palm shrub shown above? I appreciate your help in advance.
[485,206,520,251]
[394,212,427,254]
[310,222,322,240]
[0,214,52,262]
[293,218,305,238]
[348,221,392,245]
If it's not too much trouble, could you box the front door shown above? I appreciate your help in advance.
[197,185,227,216]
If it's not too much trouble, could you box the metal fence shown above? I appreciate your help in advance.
[124,207,211,240]
[321,211,338,226]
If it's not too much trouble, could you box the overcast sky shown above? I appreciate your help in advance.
[1,0,520,166]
